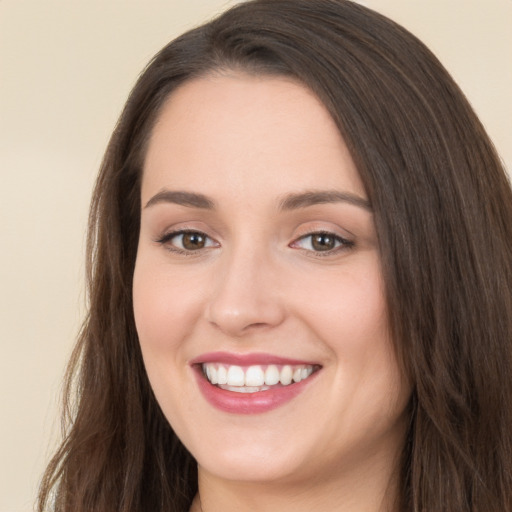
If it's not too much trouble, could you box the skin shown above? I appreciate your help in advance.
[133,72,411,512]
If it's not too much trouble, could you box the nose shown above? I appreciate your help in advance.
[205,247,286,337]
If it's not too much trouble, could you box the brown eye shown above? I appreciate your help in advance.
[181,232,206,250]
[311,233,336,251]
[291,231,354,255]
[157,230,217,253]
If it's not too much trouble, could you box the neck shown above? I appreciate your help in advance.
[190,450,402,512]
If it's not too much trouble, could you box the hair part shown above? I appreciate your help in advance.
[39,1,512,511]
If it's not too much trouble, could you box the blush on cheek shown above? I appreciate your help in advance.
[133,268,202,358]
[133,271,166,353]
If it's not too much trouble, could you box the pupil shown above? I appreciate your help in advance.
[183,232,205,250]
[312,234,335,251]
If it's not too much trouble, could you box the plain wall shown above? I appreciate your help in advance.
[0,1,510,511]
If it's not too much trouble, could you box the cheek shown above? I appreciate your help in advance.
[132,257,200,418]
[132,257,205,354]
[133,266,174,354]
[298,258,388,346]
[294,258,401,399]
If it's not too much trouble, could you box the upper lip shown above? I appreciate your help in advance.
[190,351,320,367]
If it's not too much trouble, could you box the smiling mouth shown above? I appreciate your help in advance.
[201,363,320,393]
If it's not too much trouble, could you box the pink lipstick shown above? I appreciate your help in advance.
[191,352,321,414]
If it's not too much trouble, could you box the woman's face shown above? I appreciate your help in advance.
[133,73,411,487]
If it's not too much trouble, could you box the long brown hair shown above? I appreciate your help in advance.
[38,1,512,511]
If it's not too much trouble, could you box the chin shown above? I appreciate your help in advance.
[198,450,306,484]
[189,429,312,484]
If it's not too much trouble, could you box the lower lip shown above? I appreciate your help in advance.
[193,367,319,414]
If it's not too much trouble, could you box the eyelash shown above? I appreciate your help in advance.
[155,229,217,256]
[155,229,355,257]
[291,231,355,257]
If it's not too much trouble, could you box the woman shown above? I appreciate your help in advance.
[38,1,512,511]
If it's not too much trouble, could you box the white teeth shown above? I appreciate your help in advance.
[280,365,293,385]
[245,365,265,386]
[226,365,245,386]
[265,365,280,386]
[217,365,227,385]
[222,385,271,393]
[202,362,317,389]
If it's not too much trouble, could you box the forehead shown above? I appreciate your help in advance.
[142,73,365,202]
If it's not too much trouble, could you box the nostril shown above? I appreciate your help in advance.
[244,322,268,330]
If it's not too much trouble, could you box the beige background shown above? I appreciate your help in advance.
[0,1,510,511]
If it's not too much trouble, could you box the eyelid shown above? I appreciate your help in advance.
[155,228,210,243]
[289,230,355,256]
[155,228,220,255]
[154,225,354,257]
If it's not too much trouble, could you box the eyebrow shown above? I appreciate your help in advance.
[144,190,215,209]
[278,190,371,211]
[144,188,371,212]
